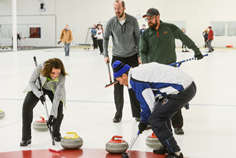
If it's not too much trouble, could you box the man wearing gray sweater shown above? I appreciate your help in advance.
[103,0,141,123]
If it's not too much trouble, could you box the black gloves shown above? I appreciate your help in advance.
[39,95,45,105]
[138,122,147,134]
[195,54,203,60]
[47,115,54,128]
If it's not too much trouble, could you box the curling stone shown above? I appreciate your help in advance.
[106,136,129,154]
[61,132,83,149]
[33,116,48,131]
[0,110,5,119]
[145,132,162,148]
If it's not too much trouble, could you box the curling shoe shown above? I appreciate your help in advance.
[153,145,168,154]
[164,153,183,158]
[135,117,141,122]
[53,136,62,142]
[174,128,184,135]
[121,152,129,158]
[113,118,121,123]
[20,140,31,146]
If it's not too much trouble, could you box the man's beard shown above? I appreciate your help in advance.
[148,19,158,30]
[116,11,124,18]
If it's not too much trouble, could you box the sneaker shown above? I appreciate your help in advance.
[20,140,31,146]
[174,128,184,135]
[212,48,214,52]
[164,153,184,158]
[182,50,185,52]
[185,50,189,52]
[207,50,212,53]
[153,145,168,154]
[135,117,141,122]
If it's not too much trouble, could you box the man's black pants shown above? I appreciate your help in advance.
[111,54,141,119]
[97,39,103,54]
[149,82,196,154]
[171,110,183,129]
[92,36,98,49]
[22,89,63,141]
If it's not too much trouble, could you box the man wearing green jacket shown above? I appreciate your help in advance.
[140,8,203,64]
[139,8,203,157]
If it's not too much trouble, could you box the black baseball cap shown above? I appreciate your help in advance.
[142,8,160,18]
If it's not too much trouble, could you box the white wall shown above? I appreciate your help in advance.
[0,0,236,47]
[0,16,55,47]
[0,0,55,15]
[0,0,56,47]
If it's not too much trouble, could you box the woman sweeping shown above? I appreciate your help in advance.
[20,58,68,146]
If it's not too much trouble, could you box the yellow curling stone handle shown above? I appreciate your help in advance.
[0,110,2,112]
[64,132,80,139]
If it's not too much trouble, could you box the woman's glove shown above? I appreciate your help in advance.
[39,95,45,105]
[47,115,54,128]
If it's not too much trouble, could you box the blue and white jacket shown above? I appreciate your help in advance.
[128,62,193,124]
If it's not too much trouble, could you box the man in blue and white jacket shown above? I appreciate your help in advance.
[112,60,197,158]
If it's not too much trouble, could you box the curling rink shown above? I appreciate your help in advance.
[0,47,236,158]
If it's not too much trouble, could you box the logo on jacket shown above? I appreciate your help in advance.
[162,98,168,105]
[164,31,167,34]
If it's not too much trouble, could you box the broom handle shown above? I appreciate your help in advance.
[107,63,112,84]
[169,54,208,67]
[33,56,55,146]
[126,131,140,154]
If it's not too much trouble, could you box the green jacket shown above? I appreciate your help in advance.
[139,20,201,65]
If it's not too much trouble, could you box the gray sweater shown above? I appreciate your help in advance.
[23,62,66,118]
[103,13,140,58]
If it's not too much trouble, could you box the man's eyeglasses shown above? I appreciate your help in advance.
[145,16,156,21]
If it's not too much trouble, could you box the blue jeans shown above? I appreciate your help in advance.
[64,43,70,56]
